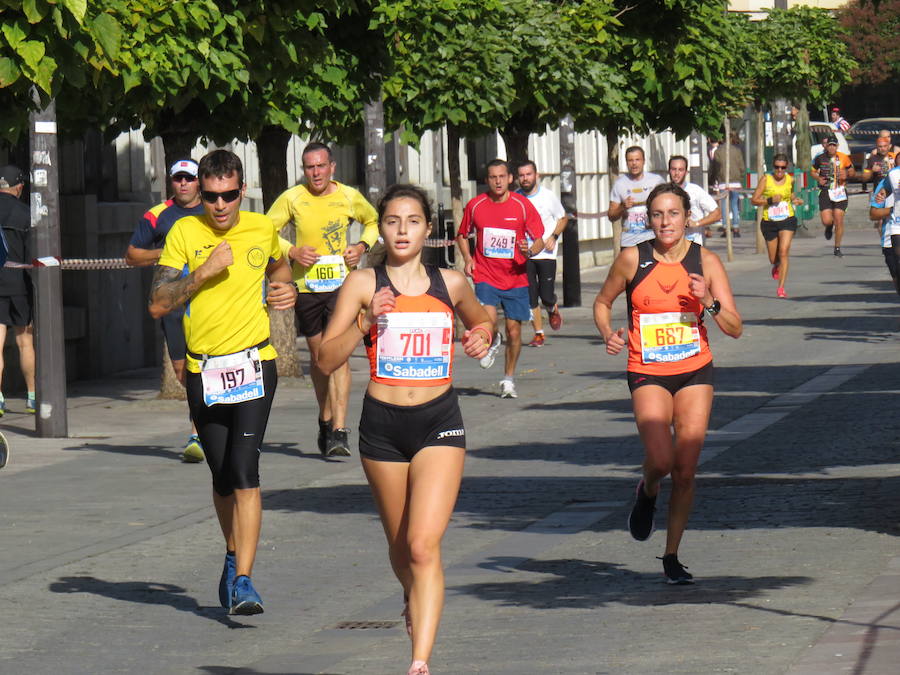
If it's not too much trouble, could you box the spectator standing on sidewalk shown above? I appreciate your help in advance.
[710,132,746,238]
[0,165,35,416]
[830,107,851,132]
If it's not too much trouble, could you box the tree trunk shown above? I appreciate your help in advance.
[157,131,198,399]
[447,123,465,274]
[255,124,301,378]
[160,130,198,173]
[159,345,185,400]
[499,121,530,173]
[605,122,621,258]
[755,104,766,254]
[724,117,734,262]
[795,100,812,173]
[256,125,292,212]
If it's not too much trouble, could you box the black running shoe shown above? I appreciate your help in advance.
[834,247,843,258]
[660,553,694,584]
[318,419,331,456]
[824,225,834,240]
[326,427,352,457]
[628,480,656,541]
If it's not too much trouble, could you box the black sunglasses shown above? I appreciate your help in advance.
[201,189,241,203]
[172,174,197,183]
[773,164,788,170]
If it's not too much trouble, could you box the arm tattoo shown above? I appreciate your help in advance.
[149,266,204,312]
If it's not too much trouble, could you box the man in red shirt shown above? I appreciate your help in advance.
[457,159,544,398]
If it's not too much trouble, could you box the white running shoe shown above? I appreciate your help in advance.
[479,332,502,369]
[499,379,517,399]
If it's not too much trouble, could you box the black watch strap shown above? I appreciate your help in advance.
[706,299,721,316]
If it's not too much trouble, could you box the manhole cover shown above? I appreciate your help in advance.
[332,620,400,630]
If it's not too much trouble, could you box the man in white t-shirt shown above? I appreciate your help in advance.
[608,146,664,247]
[667,155,721,245]
[516,160,567,347]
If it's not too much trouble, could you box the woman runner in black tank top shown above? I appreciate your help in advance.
[319,185,492,675]
[594,183,742,584]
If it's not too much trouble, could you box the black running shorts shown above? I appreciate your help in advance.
[359,387,466,462]
[627,362,714,396]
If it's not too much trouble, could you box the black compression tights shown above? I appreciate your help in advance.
[185,359,277,496]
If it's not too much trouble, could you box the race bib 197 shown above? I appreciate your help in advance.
[482,227,516,259]
[376,312,452,380]
[639,312,700,364]
[200,347,264,406]
[305,255,347,292]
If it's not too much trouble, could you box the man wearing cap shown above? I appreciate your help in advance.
[812,136,855,257]
[126,159,206,461]
[831,107,851,133]
[0,165,35,416]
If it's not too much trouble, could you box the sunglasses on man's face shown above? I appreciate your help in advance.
[773,165,788,170]
[201,189,242,203]
[171,174,197,183]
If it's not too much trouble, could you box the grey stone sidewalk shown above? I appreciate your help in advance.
[1,202,898,674]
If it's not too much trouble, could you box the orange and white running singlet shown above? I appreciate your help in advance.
[365,265,455,387]
[626,241,712,376]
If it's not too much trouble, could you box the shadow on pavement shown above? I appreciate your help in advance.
[198,669,323,675]
[48,576,250,628]
[60,443,179,460]
[453,556,812,609]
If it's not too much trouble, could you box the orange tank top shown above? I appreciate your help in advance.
[365,265,455,387]
[626,241,712,375]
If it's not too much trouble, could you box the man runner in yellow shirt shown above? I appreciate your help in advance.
[267,143,378,457]
[149,149,296,615]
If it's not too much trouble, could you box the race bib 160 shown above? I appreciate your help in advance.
[305,255,347,292]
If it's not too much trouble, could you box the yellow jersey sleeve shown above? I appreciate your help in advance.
[349,188,379,248]
[158,219,188,271]
[266,190,294,231]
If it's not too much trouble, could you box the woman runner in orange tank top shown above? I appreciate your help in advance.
[319,184,491,675]
[593,183,742,584]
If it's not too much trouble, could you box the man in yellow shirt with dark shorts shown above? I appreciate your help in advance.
[267,142,378,457]
[150,149,296,615]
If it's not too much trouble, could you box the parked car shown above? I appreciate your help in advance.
[795,121,849,169]
[844,117,900,173]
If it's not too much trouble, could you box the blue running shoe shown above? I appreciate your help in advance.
[218,552,236,608]
[230,575,263,615]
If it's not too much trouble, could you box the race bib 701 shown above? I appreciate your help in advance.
[376,312,452,380]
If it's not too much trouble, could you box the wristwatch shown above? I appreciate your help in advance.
[705,299,721,316]
[355,241,370,252]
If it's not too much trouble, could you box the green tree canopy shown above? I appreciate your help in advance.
[0,0,124,141]
[752,6,856,106]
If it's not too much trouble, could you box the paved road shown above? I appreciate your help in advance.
[1,199,898,674]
